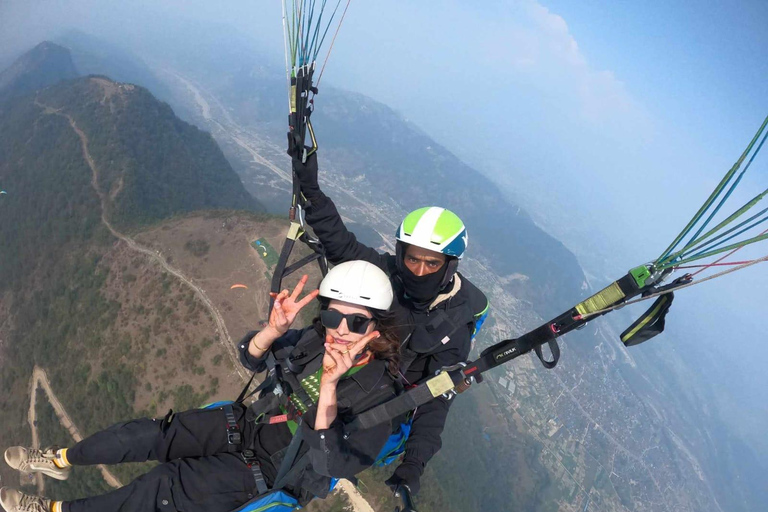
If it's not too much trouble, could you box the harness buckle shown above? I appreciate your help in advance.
[435,362,467,400]
[228,428,242,445]
[241,449,269,495]
[240,449,258,465]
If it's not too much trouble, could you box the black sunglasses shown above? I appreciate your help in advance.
[320,309,374,335]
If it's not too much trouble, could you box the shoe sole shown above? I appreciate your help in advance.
[0,486,17,510]
[3,448,20,470]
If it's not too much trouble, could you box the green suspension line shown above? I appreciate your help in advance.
[655,114,768,265]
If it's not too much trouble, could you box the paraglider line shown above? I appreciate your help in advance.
[582,253,768,320]
[684,209,768,258]
[679,204,768,258]
[688,226,768,277]
[675,261,754,269]
[656,114,768,264]
[317,0,352,86]
[678,128,768,253]
[314,0,345,60]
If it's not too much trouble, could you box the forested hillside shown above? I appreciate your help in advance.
[34,77,262,229]
[0,41,77,103]
[0,50,272,495]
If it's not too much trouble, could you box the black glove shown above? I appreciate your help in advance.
[291,149,322,200]
[385,462,422,496]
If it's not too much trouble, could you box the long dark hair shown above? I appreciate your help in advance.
[315,299,401,376]
[367,307,401,376]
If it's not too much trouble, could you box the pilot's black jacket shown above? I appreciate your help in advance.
[304,193,489,491]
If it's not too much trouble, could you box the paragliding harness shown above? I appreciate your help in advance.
[207,342,414,512]
[222,40,334,512]
[204,356,323,511]
[203,350,311,511]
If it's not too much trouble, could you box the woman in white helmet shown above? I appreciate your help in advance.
[1,261,400,512]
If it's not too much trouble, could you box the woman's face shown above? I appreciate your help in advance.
[324,299,375,347]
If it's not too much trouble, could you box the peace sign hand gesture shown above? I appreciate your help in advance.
[321,330,380,387]
[269,275,319,336]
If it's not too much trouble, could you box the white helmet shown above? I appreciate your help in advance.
[319,260,393,311]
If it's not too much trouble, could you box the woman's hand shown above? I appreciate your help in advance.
[315,329,380,430]
[269,274,319,336]
[249,275,318,358]
[320,330,380,387]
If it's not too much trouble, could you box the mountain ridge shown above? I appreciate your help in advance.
[0,41,78,103]
[0,45,303,504]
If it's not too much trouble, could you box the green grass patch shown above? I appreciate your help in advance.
[252,238,279,270]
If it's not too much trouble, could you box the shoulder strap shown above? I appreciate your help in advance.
[237,350,280,404]
[272,422,306,490]
[346,376,447,433]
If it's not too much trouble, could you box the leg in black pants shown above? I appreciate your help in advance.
[62,405,257,512]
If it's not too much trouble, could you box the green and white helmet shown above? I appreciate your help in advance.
[395,207,468,259]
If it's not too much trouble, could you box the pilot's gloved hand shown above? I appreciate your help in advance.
[385,462,421,496]
[290,148,321,200]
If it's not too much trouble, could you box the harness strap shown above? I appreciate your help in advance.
[236,346,283,406]
[281,369,315,413]
[272,423,305,490]
[224,404,242,451]
[235,370,259,404]
[270,223,328,312]
[240,449,268,495]
[347,378,444,433]
[533,339,560,369]
[270,224,301,302]
[282,246,325,278]
[274,453,310,493]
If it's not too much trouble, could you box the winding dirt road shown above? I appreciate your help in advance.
[35,96,247,382]
[27,367,123,491]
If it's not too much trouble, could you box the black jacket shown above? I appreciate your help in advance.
[238,327,398,500]
[304,194,489,480]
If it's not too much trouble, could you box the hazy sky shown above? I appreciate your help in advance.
[2,0,767,448]
[5,0,764,265]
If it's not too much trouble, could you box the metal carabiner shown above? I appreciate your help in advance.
[394,484,417,512]
[435,362,468,400]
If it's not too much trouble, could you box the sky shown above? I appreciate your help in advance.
[2,0,767,451]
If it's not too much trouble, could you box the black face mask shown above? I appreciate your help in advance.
[399,264,449,303]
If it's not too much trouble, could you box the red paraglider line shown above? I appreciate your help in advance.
[689,227,768,276]
[676,261,754,269]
